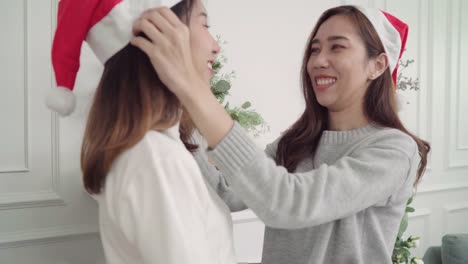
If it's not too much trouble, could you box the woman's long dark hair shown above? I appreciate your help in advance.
[81,0,196,194]
[275,5,430,185]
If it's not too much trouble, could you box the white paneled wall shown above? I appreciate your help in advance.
[0,0,467,263]
[0,1,102,263]
[446,0,468,170]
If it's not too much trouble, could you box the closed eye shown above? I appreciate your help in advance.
[331,44,345,50]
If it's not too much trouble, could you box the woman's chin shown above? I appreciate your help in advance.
[316,97,333,109]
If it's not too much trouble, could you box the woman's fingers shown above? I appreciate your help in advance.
[130,36,155,56]
[157,7,185,28]
[133,7,187,47]
[144,9,174,34]
[132,18,165,45]
[144,8,189,45]
[130,6,197,97]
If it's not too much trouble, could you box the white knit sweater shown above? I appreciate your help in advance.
[94,124,237,264]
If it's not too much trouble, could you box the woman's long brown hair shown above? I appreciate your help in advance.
[81,0,196,194]
[275,6,430,185]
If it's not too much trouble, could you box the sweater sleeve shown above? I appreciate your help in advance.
[192,149,248,212]
[190,130,247,212]
[208,122,417,229]
[116,155,213,264]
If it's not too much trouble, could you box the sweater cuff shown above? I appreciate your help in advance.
[188,129,209,153]
[208,122,260,175]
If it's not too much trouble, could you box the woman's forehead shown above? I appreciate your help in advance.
[314,15,359,41]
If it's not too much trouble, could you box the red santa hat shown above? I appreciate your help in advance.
[46,0,182,116]
[356,6,409,87]
[356,7,409,111]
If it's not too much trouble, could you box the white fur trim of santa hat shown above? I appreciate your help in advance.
[87,0,182,64]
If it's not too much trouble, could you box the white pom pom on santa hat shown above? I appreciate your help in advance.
[47,0,182,116]
[45,86,76,116]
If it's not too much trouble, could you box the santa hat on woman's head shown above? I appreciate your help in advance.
[46,0,182,116]
[356,6,409,111]
[356,6,409,86]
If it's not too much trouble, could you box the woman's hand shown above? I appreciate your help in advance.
[131,7,234,148]
[131,7,205,100]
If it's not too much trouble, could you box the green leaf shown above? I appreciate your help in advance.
[241,101,252,109]
[398,213,408,238]
[213,80,231,94]
[211,36,268,137]
[229,111,239,121]
[406,207,415,213]
[401,247,411,259]
[212,61,222,72]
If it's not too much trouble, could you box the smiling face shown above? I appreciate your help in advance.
[188,0,220,84]
[306,14,376,112]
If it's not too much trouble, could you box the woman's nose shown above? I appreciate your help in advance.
[212,38,221,55]
[312,51,329,69]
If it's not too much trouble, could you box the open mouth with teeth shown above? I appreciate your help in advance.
[314,77,337,90]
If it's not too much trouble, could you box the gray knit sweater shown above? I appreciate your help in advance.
[191,122,419,264]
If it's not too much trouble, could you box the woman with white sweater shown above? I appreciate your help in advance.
[132,5,431,264]
[47,0,236,263]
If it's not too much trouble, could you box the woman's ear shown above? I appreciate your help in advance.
[368,53,389,80]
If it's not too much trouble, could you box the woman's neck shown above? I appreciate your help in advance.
[327,102,369,131]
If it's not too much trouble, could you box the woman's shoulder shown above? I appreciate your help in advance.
[363,125,418,158]
[118,129,191,167]
[107,130,199,191]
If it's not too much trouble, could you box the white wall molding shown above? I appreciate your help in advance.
[416,0,433,172]
[23,0,30,173]
[443,201,468,234]
[446,0,468,170]
[0,1,102,261]
[454,0,468,152]
[0,0,64,210]
[49,110,63,203]
[0,167,28,173]
[0,0,30,173]
[417,182,468,194]
[444,202,468,214]
[408,208,431,219]
[0,225,99,249]
[0,190,65,210]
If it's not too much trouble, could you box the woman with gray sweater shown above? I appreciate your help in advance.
[131,5,431,264]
